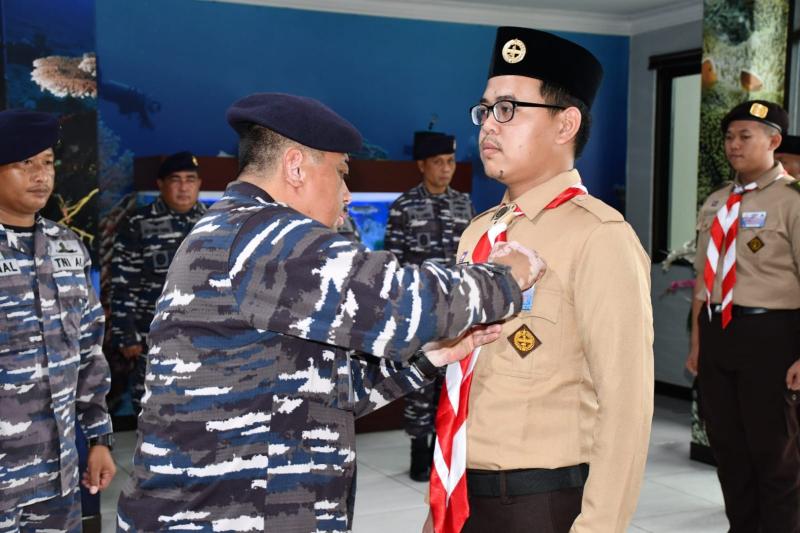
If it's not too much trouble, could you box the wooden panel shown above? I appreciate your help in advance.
[134,156,472,193]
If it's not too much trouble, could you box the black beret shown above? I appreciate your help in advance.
[488,27,604,108]
[777,134,800,155]
[413,131,456,160]
[226,93,362,153]
[721,100,788,133]
[0,109,59,166]
[158,151,200,179]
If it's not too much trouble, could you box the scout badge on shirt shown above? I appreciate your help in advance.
[747,236,765,253]
[49,240,83,270]
[0,254,21,277]
[740,211,766,229]
[508,323,540,358]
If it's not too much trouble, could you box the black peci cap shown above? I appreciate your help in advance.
[488,27,604,108]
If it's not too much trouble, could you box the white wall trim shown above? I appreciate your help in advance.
[204,0,702,36]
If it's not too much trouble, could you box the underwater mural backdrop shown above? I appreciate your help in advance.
[1,0,101,261]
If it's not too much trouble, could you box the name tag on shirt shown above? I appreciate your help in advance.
[48,240,84,271]
[522,286,536,311]
[0,258,21,276]
[740,211,767,229]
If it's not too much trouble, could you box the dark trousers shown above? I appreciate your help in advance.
[698,310,800,533]
[462,481,582,533]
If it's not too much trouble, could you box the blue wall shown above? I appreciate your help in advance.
[95,0,629,213]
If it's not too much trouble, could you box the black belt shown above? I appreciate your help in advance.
[466,464,589,498]
[711,304,796,316]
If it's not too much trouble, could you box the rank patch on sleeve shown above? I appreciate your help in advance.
[507,324,540,358]
[747,236,764,253]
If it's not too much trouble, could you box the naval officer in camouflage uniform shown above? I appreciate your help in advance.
[384,131,475,481]
[116,93,545,533]
[0,110,115,532]
[110,151,206,414]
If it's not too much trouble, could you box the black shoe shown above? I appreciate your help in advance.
[409,436,432,482]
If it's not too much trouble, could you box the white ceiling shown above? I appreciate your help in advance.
[412,0,697,17]
[212,0,703,35]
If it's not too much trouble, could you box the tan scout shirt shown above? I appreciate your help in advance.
[460,169,654,533]
[694,163,800,308]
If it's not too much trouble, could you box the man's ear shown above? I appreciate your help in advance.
[555,107,582,148]
[284,147,305,189]
[768,132,783,152]
[416,160,425,174]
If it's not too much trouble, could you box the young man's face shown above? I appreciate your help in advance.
[775,152,800,179]
[724,121,779,177]
[478,75,561,187]
[0,147,55,220]
[157,171,201,213]
[418,153,456,193]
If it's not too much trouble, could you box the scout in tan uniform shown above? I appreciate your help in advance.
[425,27,654,533]
[775,134,800,179]
[686,101,800,533]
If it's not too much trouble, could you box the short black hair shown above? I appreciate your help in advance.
[237,124,321,175]
[539,81,592,158]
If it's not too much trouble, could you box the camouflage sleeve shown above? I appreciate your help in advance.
[76,245,112,439]
[110,216,142,348]
[232,212,522,363]
[383,199,406,264]
[349,352,427,418]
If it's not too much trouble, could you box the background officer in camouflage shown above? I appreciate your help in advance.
[117,93,544,533]
[0,110,115,533]
[384,130,475,481]
[110,151,206,414]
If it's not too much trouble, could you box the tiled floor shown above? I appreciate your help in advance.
[100,395,730,532]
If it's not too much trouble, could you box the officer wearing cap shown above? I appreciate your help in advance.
[425,28,654,532]
[686,100,800,532]
[776,133,800,179]
[116,92,546,532]
[110,151,206,415]
[0,110,115,532]
[383,130,474,482]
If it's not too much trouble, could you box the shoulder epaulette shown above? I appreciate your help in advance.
[569,195,624,223]
[786,180,800,194]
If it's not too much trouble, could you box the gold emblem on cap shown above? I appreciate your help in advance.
[192,156,199,166]
[502,39,526,64]
[749,103,768,119]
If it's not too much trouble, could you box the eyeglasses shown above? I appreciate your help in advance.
[469,100,566,126]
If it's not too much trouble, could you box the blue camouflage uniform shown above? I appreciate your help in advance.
[116,180,521,532]
[110,196,207,412]
[384,183,474,441]
[0,218,111,527]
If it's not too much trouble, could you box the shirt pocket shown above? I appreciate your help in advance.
[488,285,562,379]
[740,216,785,264]
[55,275,88,344]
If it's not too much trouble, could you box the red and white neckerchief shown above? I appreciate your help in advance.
[703,173,785,328]
[429,182,586,533]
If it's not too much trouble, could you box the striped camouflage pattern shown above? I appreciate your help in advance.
[111,196,207,349]
[384,184,474,267]
[0,217,110,512]
[117,180,521,532]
